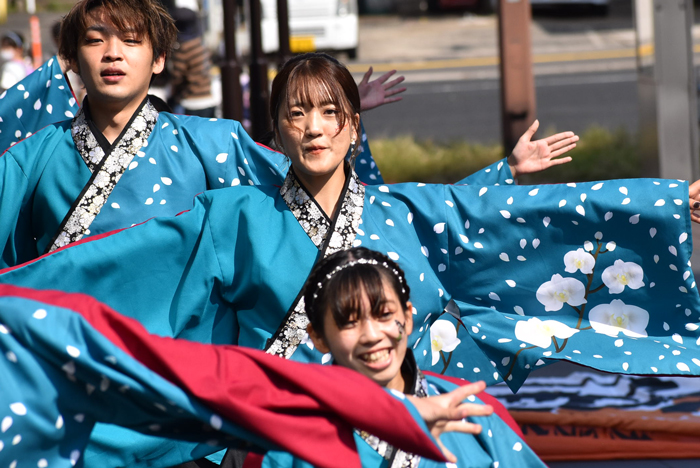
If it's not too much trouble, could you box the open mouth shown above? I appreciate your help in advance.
[360,348,391,364]
[101,69,125,79]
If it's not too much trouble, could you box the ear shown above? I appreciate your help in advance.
[404,301,414,336]
[69,58,80,76]
[306,324,330,354]
[151,52,166,75]
[352,113,360,142]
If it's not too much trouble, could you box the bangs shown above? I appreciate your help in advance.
[330,267,390,328]
[86,1,148,38]
[281,63,353,132]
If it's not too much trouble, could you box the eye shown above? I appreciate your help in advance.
[289,109,304,118]
[124,38,142,45]
[379,309,394,321]
[341,320,357,330]
[324,107,338,116]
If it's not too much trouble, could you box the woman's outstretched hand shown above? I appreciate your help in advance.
[508,120,579,179]
[358,67,407,112]
[689,179,700,224]
[407,380,494,463]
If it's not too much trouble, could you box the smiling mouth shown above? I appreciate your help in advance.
[360,348,391,364]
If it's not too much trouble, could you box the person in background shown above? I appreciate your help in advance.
[168,7,220,117]
[0,31,32,91]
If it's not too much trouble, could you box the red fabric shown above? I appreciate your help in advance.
[0,284,445,468]
[243,453,265,468]
[422,370,525,439]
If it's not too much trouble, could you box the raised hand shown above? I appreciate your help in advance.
[508,120,579,179]
[689,179,700,224]
[358,67,407,112]
[407,380,494,463]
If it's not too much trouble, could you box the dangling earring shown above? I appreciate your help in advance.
[349,138,356,155]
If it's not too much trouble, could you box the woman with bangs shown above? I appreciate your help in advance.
[253,247,547,468]
[4,52,700,466]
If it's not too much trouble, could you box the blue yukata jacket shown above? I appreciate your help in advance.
[258,352,545,468]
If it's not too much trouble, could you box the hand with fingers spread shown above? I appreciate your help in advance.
[358,67,407,112]
[508,120,579,179]
[689,179,700,224]
[408,380,494,463]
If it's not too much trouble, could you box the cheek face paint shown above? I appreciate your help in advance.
[394,319,406,341]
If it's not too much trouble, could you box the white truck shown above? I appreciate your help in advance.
[260,0,359,58]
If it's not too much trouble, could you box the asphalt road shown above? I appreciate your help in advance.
[361,69,638,143]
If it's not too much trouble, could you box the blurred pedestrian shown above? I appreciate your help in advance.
[0,31,32,91]
[168,7,220,117]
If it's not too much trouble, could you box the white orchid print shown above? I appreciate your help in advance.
[588,299,649,338]
[601,260,645,294]
[514,317,580,349]
[536,274,587,311]
[430,319,461,366]
[564,248,596,274]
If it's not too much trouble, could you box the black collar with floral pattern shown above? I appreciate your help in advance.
[265,166,365,359]
[44,98,158,254]
[356,351,427,468]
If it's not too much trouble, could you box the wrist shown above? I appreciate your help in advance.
[507,154,518,179]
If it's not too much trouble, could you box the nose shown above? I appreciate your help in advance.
[359,318,383,344]
[103,37,123,61]
[303,109,322,137]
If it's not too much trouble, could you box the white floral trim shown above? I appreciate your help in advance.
[266,169,365,358]
[46,102,158,253]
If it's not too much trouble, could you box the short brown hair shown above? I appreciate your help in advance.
[270,53,362,160]
[58,0,177,65]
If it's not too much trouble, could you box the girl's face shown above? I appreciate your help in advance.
[277,90,358,185]
[309,279,413,392]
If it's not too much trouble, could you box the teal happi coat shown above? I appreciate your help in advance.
[2,169,699,387]
[2,169,699,464]
[0,285,446,468]
[0,57,508,270]
[258,353,545,468]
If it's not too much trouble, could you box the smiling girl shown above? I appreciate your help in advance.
[251,247,546,468]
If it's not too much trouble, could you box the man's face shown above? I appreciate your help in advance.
[71,8,164,109]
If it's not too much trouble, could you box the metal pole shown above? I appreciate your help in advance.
[276,0,292,69]
[248,0,271,140]
[221,0,244,121]
[497,0,536,156]
[651,0,699,180]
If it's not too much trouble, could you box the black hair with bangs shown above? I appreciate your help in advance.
[304,247,411,336]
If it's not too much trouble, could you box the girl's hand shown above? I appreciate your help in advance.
[689,179,700,224]
[508,120,579,179]
[407,380,494,463]
[358,67,407,112]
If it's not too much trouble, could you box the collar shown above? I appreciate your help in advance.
[279,164,364,254]
[72,97,158,173]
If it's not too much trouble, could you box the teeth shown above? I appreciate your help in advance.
[363,349,389,363]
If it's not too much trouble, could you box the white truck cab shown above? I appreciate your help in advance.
[260,0,359,58]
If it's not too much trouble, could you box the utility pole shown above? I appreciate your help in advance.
[635,0,699,180]
[276,0,292,69]
[220,0,244,121]
[248,0,271,140]
[497,0,536,156]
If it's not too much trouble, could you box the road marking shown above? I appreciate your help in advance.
[347,43,700,73]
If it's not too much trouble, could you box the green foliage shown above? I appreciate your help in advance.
[370,126,641,185]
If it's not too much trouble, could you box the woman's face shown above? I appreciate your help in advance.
[310,279,413,392]
[277,90,358,184]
